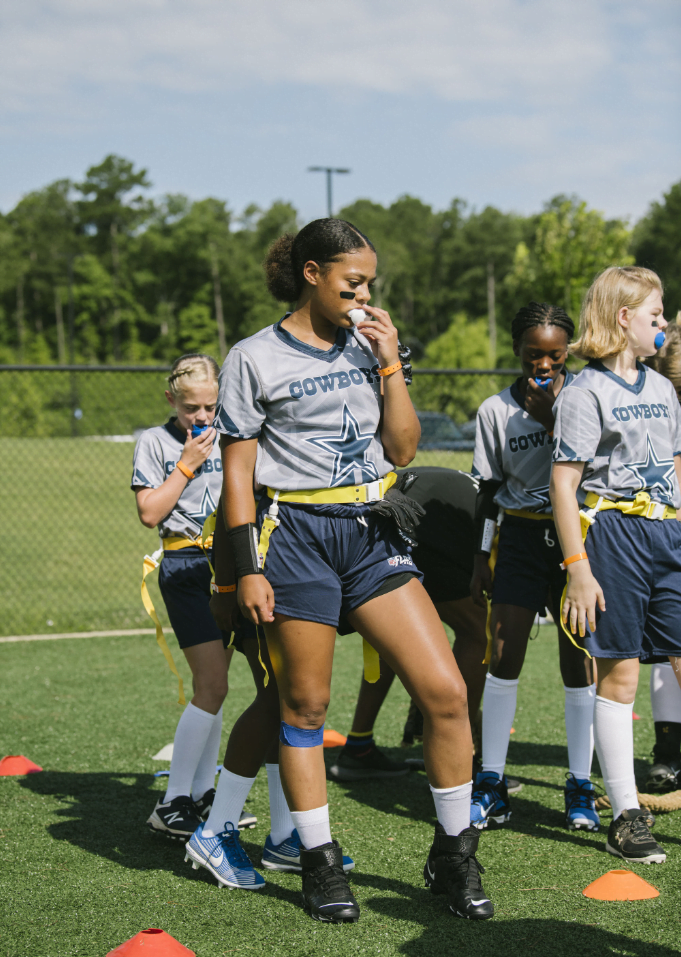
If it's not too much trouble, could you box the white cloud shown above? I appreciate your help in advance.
[0,0,637,113]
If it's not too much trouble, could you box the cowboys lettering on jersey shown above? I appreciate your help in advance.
[472,374,575,514]
[131,420,222,538]
[553,360,681,508]
[214,319,394,491]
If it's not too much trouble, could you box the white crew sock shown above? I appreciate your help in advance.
[290,804,332,849]
[564,684,596,779]
[651,663,681,722]
[594,695,639,820]
[191,707,223,801]
[266,763,295,846]
[481,674,519,777]
[203,769,256,837]
[430,781,472,836]
[164,702,217,803]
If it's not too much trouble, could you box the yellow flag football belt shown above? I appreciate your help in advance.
[140,520,217,704]
[559,490,678,658]
[258,472,398,684]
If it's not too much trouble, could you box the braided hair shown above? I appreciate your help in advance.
[264,218,375,302]
[167,353,220,398]
[511,302,574,344]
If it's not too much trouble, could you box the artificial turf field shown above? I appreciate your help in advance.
[2,627,681,956]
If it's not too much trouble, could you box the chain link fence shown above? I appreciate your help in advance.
[1,364,520,637]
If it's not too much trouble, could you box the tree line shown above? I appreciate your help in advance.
[0,154,679,370]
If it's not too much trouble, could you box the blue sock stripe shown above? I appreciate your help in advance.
[279,721,325,748]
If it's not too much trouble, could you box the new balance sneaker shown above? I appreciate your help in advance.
[470,771,511,829]
[185,822,265,889]
[300,841,359,923]
[193,790,257,829]
[147,795,202,840]
[605,809,666,864]
[329,742,409,781]
[645,755,681,793]
[401,700,424,746]
[506,777,523,795]
[262,829,355,873]
[564,774,600,831]
[424,824,494,920]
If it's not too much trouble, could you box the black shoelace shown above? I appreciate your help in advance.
[310,863,349,897]
[446,852,485,891]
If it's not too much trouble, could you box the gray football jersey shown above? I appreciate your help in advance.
[131,420,223,539]
[214,320,395,491]
[472,373,574,513]
[553,361,681,507]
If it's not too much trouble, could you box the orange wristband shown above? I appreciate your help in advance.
[560,552,588,570]
[377,361,403,377]
[210,583,236,594]
[176,461,194,480]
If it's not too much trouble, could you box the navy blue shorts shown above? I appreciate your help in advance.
[257,499,423,627]
[492,515,565,616]
[158,547,256,652]
[585,510,681,660]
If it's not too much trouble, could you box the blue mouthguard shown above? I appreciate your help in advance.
[534,377,551,390]
[654,330,666,350]
[191,424,209,438]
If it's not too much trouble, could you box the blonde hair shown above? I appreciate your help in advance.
[167,353,219,398]
[571,266,663,360]
[645,321,681,399]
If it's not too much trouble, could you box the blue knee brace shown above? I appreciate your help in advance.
[280,721,325,747]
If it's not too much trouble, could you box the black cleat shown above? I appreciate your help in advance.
[424,824,494,920]
[300,841,360,924]
[645,755,681,793]
[193,789,257,829]
[605,809,666,864]
[402,700,424,746]
[329,742,410,781]
[147,795,202,840]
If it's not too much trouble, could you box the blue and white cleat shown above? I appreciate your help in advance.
[261,829,355,873]
[470,771,512,830]
[564,774,600,831]
[185,822,265,890]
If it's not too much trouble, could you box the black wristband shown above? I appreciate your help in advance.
[227,523,263,578]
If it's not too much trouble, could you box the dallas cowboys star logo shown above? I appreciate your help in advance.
[187,485,217,525]
[623,435,676,499]
[306,404,379,488]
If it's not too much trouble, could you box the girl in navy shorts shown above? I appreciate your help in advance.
[189,219,495,924]
[552,266,681,864]
[132,354,238,840]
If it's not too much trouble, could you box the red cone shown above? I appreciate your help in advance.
[323,729,347,748]
[107,929,195,956]
[583,869,659,901]
[0,755,43,776]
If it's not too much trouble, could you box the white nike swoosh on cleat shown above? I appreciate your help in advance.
[469,899,490,905]
[426,861,435,881]
[319,902,354,908]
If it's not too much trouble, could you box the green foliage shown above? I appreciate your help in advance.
[0,157,675,367]
[633,179,681,320]
[411,313,515,422]
[505,196,633,322]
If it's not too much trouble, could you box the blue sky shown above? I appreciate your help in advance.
[1,0,679,223]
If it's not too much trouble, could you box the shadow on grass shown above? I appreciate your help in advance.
[352,870,679,957]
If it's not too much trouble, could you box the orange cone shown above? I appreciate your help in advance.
[107,929,195,956]
[582,869,659,901]
[0,755,43,776]
[323,729,347,748]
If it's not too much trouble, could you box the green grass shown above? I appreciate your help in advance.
[1,627,680,956]
[2,440,472,637]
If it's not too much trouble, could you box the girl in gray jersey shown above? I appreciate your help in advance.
[190,219,494,924]
[131,355,237,841]
[470,303,596,834]
[551,266,681,865]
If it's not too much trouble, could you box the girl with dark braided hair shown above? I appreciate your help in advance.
[470,302,596,831]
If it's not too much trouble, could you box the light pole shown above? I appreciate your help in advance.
[308,167,351,218]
